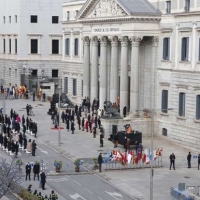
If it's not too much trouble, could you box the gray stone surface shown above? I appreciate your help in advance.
[1,97,200,200]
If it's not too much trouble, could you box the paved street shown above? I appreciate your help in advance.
[1,97,200,200]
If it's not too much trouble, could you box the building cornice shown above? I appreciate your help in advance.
[27,33,42,36]
[173,11,200,17]
[77,16,161,23]
[49,34,63,37]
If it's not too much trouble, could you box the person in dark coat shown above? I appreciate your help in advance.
[22,115,25,125]
[169,153,176,170]
[23,135,27,150]
[26,104,29,116]
[71,121,75,134]
[77,116,81,130]
[98,118,101,129]
[11,140,15,154]
[66,119,70,131]
[25,162,31,181]
[123,106,127,117]
[98,153,103,172]
[32,140,37,156]
[0,133,3,147]
[75,104,78,116]
[114,133,118,148]
[95,116,97,128]
[33,161,40,181]
[40,171,46,190]
[198,154,200,170]
[100,132,104,147]
[3,135,7,150]
[61,111,65,123]
[187,152,191,168]
[81,117,85,131]
[33,92,35,101]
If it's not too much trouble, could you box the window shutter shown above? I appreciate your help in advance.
[163,38,166,60]
[181,38,186,61]
[179,93,182,116]
[196,95,200,119]
[168,38,170,60]
[64,77,68,94]
[186,37,189,61]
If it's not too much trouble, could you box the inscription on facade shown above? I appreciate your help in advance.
[92,27,120,34]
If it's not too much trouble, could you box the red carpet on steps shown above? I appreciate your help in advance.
[51,127,64,130]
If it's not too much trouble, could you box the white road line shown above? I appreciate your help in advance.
[73,180,81,185]
[98,197,103,200]
[85,188,94,194]
[54,179,68,182]
[43,159,49,164]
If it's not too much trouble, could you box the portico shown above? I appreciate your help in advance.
[62,0,161,115]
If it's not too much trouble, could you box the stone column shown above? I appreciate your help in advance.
[110,36,119,103]
[83,36,90,98]
[62,32,65,61]
[130,36,142,115]
[151,36,159,111]
[91,36,99,102]
[120,36,129,115]
[100,36,108,109]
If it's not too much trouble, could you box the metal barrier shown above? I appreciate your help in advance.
[105,156,163,170]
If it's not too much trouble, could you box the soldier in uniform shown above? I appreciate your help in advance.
[44,195,49,200]
[27,184,32,193]
[33,190,38,198]
[37,192,43,200]
[49,190,58,200]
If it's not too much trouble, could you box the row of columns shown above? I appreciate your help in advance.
[83,35,159,115]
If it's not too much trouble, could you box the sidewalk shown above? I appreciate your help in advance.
[1,97,200,200]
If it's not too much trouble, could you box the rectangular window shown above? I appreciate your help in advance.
[67,11,70,21]
[52,40,59,54]
[30,39,38,54]
[30,15,37,23]
[15,15,17,23]
[9,68,11,76]
[185,0,190,12]
[196,95,200,120]
[179,92,186,117]
[52,16,59,24]
[15,69,17,76]
[15,39,17,54]
[31,70,38,76]
[163,38,170,60]
[3,16,5,24]
[76,10,79,16]
[98,42,101,57]
[52,69,58,78]
[74,38,79,56]
[9,16,11,23]
[65,38,70,55]
[3,39,5,53]
[9,39,11,53]
[181,37,189,61]
[64,77,68,94]
[161,90,168,113]
[166,1,171,13]
[72,79,77,96]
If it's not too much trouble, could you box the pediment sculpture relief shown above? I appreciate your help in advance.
[86,0,127,18]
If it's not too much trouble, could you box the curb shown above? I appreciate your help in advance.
[44,141,142,200]
[46,172,93,176]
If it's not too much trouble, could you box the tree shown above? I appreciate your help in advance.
[0,158,23,198]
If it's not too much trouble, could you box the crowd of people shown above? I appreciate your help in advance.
[0,108,38,157]
[51,97,105,146]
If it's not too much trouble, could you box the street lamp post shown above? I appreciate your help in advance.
[57,86,61,147]
[137,108,173,200]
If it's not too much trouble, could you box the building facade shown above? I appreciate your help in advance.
[0,0,66,91]
[61,0,200,151]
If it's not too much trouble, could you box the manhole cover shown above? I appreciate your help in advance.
[97,150,103,152]
[184,176,190,178]
[37,104,44,106]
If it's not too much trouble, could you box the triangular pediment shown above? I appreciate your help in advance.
[77,0,129,20]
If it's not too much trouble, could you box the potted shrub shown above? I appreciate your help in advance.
[74,159,81,172]
[93,158,99,170]
[54,160,62,173]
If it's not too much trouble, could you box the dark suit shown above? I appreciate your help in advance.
[25,164,31,180]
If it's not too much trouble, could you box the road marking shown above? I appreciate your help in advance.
[37,156,40,158]
[73,180,81,185]
[37,146,48,154]
[43,159,49,164]
[70,193,86,200]
[54,178,68,183]
[98,197,103,200]
[85,188,94,194]
[105,191,123,200]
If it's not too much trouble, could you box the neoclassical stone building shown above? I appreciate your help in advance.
[62,0,161,115]
[61,0,200,151]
